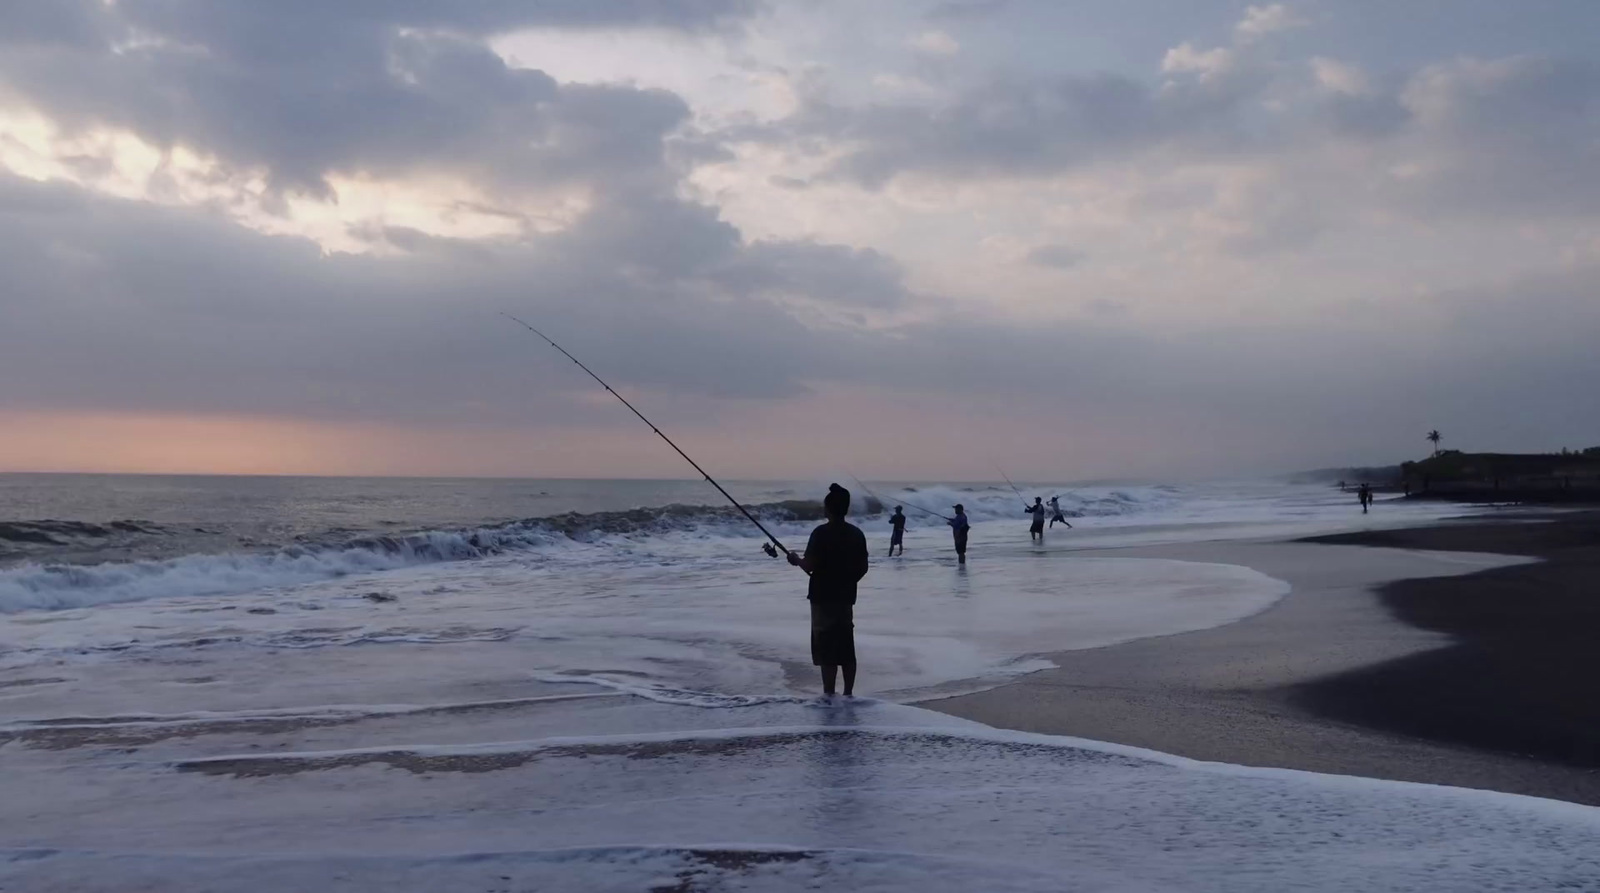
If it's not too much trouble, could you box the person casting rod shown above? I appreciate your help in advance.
[503,313,792,560]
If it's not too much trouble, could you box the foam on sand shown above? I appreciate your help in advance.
[4,697,1598,892]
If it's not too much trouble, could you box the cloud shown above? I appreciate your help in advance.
[3,1,1600,476]
[925,0,1011,22]
[1377,55,1600,216]
[737,5,1341,192]
[1310,57,1370,95]
[1161,43,1237,82]
[719,240,915,310]
[908,29,961,56]
[0,172,927,419]
[7,169,1597,456]
[0,0,754,202]
[752,72,1188,189]
[738,23,1600,231]
[1024,244,1086,269]
[1234,4,1307,41]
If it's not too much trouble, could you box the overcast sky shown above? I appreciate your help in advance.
[1,0,1597,480]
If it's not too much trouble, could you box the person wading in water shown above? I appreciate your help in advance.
[788,484,869,698]
[1025,496,1046,541]
[948,503,970,564]
[888,505,906,557]
[1048,496,1072,529]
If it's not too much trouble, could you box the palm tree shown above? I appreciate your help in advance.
[1427,430,1442,456]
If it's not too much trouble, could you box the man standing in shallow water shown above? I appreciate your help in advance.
[788,484,869,698]
[948,504,970,564]
[1025,496,1046,541]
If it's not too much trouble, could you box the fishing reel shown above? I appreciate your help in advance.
[762,542,779,559]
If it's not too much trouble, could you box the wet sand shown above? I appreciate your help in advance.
[930,520,1600,806]
[1300,515,1600,769]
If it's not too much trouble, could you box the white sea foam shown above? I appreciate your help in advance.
[0,480,1476,615]
[4,699,1598,892]
[0,547,1290,704]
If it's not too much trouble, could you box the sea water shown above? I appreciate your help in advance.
[4,474,1594,891]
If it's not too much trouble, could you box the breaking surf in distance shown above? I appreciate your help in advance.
[0,475,1465,614]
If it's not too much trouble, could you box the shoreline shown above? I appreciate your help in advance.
[1298,514,1600,769]
[926,515,1600,806]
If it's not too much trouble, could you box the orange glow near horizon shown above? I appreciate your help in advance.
[0,412,382,476]
[0,394,1255,482]
[0,410,751,478]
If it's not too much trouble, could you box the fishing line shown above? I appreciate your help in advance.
[504,313,791,560]
[992,462,1028,503]
[847,473,950,521]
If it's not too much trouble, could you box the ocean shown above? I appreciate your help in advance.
[0,472,1451,615]
[5,474,1597,890]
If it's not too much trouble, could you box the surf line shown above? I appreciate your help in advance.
[848,473,950,522]
[503,313,793,561]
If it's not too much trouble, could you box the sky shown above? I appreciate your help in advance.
[1,0,1598,481]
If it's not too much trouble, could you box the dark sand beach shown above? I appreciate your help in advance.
[1300,514,1600,770]
[931,512,1600,806]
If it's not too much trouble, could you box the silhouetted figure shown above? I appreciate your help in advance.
[788,484,869,698]
[1358,483,1372,514]
[1048,496,1072,529]
[948,504,970,564]
[1025,496,1046,541]
[887,506,906,557]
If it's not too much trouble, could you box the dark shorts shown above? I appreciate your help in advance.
[1030,520,1044,533]
[954,531,968,553]
[890,531,904,544]
[810,600,855,667]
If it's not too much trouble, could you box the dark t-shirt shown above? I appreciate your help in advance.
[805,519,869,605]
[890,514,906,536]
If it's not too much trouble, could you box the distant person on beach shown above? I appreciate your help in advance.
[948,504,970,564]
[1025,496,1046,541]
[1048,496,1072,529]
[1358,483,1373,514]
[888,506,906,557]
[787,484,869,698]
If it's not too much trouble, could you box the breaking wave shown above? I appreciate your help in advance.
[0,485,1176,615]
[0,498,848,614]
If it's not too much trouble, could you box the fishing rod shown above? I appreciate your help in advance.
[503,313,792,561]
[993,462,1028,504]
[848,473,950,521]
